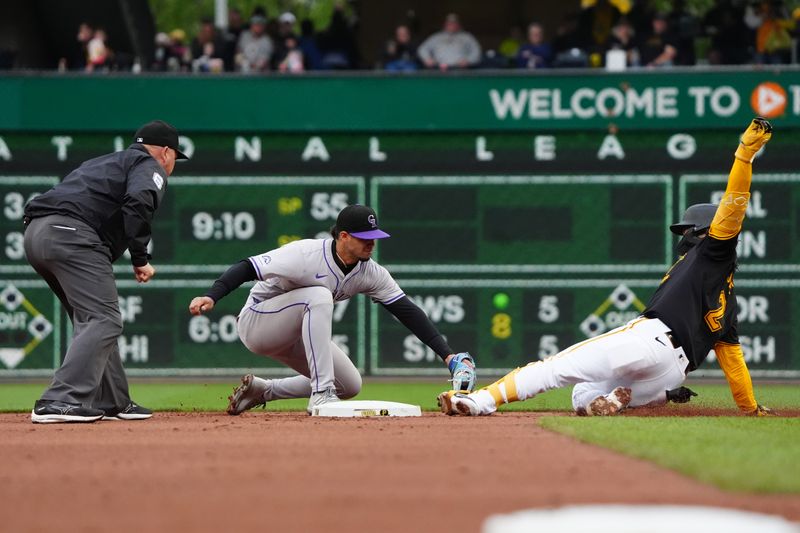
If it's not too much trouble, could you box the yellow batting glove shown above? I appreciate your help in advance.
[735,117,773,163]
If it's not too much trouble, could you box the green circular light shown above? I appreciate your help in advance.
[493,292,510,310]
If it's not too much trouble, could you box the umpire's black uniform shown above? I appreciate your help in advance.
[24,120,187,423]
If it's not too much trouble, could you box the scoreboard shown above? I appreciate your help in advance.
[1,174,799,378]
[681,175,800,270]
[372,175,672,273]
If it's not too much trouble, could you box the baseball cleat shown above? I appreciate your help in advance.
[437,391,458,415]
[451,393,481,416]
[101,402,153,420]
[585,386,632,416]
[227,374,271,415]
[438,391,481,416]
[307,387,340,415]
[31,400,104,424]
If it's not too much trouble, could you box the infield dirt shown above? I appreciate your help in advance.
[2,411,798,533]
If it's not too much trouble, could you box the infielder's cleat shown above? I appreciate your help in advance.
[101,402,153,420]
[227,374,271,415]
[585,386,632,416]
[307,387,340,415]
[31,400,104,424]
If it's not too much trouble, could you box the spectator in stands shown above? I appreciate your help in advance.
[667,0,701,65]
[223,8,245,71]
[64,22,92,70]
[608,17,640,66]
[298,18,323,70]
[191,17,226,73]
[703,0,750,65]
[151,32,171,71]
[86,28,110,73]
[417,13,482,70]
[516,22,553,69]
[236,14,273,72]
[271,12,297,69]
[498,25,524,60]
[167,29,192,72]
[578,0,622,59]
[277,34,304,73]
[551,12,589,67]
[317,3,360,69]
[382,24,419,71]
[753,0,794,64]
[636,12,678,67]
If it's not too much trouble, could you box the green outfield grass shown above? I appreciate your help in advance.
[1,381,797,413]
[539,417,800,493]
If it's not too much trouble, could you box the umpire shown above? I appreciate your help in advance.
[24,120,188,424]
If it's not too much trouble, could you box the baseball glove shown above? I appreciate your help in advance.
[735,117,773,162]
[751,404,777,416]
[448,352,476,392]
[665,386,698,404]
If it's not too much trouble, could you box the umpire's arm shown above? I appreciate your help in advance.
[122,160,165,267]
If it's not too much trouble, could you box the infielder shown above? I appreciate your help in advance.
[189,204,476,414]
[440,117,774,417]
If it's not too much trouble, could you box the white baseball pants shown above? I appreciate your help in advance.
[473,317,689,414]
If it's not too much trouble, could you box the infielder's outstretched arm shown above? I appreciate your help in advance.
[382,296,454,360]
[189,260,256,315]
[382,297,477,391]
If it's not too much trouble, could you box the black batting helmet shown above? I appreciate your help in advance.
[670,203,718,236]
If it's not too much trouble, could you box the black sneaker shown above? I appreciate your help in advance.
[102,402,153,421]
[31,399,104,424]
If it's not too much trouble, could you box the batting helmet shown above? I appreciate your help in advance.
[670,203,718,236]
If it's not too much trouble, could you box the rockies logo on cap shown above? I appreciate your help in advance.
[336,205,390,240]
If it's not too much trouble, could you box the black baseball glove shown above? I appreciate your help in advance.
[665,386,698,404]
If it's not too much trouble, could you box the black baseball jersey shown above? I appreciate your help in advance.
[24,144,167,266]
[643,235,739,371]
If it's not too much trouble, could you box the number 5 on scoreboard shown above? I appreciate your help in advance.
[310,192,349,221]
[538,335,559,359]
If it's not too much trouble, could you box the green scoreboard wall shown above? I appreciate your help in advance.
[1,72,799,378]
[2,172,798,378]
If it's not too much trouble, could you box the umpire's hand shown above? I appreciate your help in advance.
[134,263,156,283]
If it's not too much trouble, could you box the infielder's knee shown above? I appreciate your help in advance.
[302,286,334,310]
[337,372,362,399]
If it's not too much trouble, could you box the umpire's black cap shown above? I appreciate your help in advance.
[134,120,189,159]
[335,204,390,239]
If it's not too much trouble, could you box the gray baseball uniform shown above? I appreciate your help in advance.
[237,238,403,398]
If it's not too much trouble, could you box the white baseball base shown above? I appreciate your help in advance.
[311,400,422,418]
[482,505,800,533]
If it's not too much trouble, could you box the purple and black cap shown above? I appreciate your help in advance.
[133,120,189,159]
[335,204,390,240]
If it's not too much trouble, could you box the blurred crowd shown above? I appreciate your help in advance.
[56,0,800,74]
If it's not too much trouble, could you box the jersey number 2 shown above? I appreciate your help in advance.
[704,290,726,332]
